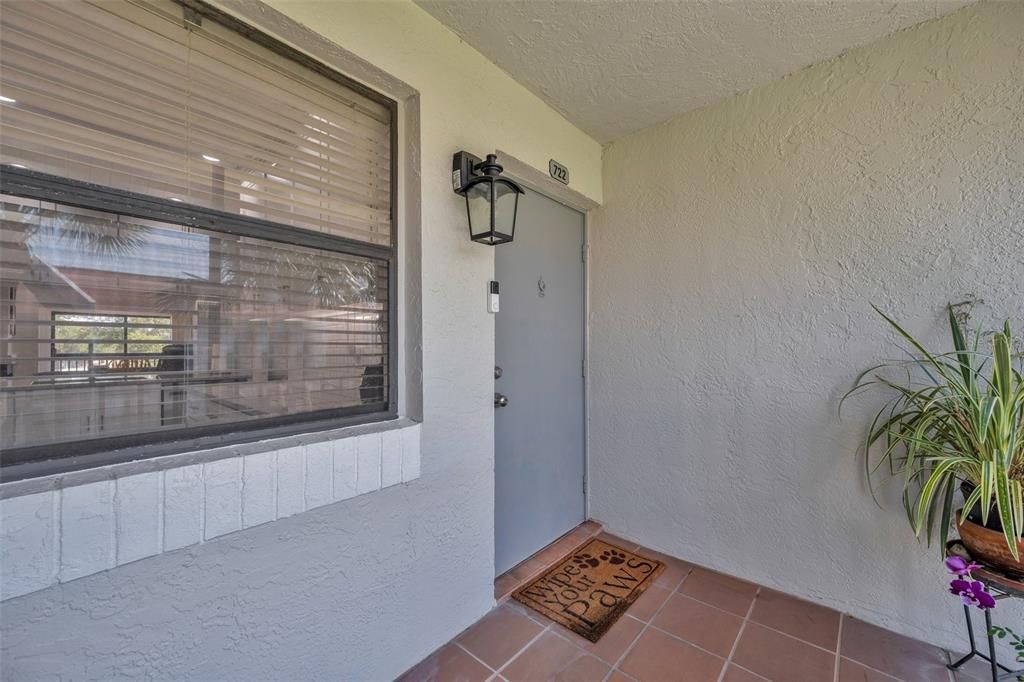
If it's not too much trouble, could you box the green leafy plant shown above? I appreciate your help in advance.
[843,305,1024,558]
[988,626,1024,668]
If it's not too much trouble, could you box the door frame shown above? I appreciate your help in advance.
[494,150,598,526]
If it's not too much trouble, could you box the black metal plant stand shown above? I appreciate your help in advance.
[946,542,1024,682]
[948,602,1024,681]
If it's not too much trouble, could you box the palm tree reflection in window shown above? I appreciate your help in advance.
[11,198,388,424]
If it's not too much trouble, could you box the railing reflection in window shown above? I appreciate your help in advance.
[0,196,389,451]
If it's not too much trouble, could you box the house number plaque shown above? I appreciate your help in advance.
[549,159,569,185]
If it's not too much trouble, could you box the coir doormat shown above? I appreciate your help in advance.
[513,538,664,642]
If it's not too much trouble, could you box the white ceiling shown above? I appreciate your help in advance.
[416,0,973,143]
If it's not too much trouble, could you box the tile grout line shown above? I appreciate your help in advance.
[437,603,530,678]
[716,585,761,682]
[602,564,693,682]
[832,617,931,682]
[946,648,956,682]
[665,585,758,623]
[647,573,842,660]
[635,558,848,659]
[730,662,771,681]
[644,620,751,666]
[842,656,912,682]
[744,614,842,656]
[678,592,844,658]
[491,623,552,678]
[542,621,632,679]
[835,648,915,681]
[669,568,762,616]
[620,612,768,677]
[834,613,844,682]
[452,640,497,675]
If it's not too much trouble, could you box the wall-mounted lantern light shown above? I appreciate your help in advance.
[452,151,524,246]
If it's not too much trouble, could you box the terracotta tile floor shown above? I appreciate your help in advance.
[400,532,985,682]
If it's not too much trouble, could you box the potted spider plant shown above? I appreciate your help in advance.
[844,305,1024,574]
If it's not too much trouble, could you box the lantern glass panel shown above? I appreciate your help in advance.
[465,179,493,237]
[493,181,519,236]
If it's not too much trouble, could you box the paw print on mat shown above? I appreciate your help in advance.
[572,553,600,568]
[600,549,626,565]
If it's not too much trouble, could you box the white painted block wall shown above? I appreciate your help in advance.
[0,424,421,601]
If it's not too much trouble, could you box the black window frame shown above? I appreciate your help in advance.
[0,0,399,480]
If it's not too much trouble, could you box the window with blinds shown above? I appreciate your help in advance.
[0,0,396,469]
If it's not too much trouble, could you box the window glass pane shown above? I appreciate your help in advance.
[53,342,88,355]
[54,314,121,341]
[127,316,173,354]
[92,321,126,354]
[0,0,396,466]
[54,313,125,356]
[1,196,389,451]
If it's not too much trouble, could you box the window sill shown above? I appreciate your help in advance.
[0,418,421,601]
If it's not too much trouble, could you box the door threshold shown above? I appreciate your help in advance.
[494,520,603,601]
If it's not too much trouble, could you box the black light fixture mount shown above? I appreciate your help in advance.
[452,151,525,246]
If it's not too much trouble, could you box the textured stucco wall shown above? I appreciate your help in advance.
[589,1,1023,650]
[0,1,602,680]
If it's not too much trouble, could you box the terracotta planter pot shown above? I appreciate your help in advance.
[957,510,1024,577]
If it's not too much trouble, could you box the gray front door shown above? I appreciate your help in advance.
[494,189,585,576]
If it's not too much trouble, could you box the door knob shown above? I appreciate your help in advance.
[494,392,509,408]
[494,365,503,380]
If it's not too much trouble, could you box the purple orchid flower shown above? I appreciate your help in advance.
[945,556,982,576]
[949,578,997,609]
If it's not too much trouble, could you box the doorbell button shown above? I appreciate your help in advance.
[488,280,500,313]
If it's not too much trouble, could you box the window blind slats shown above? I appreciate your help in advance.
[0,0,392,247]
[189,9,390,124]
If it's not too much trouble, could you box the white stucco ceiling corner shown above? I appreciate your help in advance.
[415,0,976,143]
